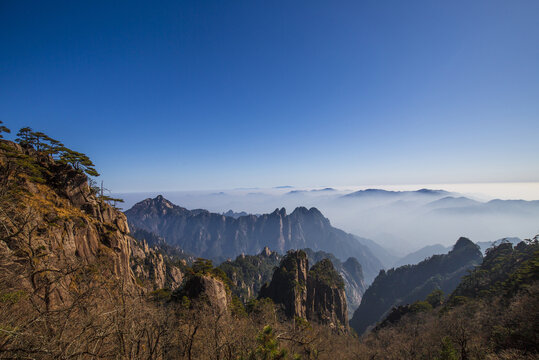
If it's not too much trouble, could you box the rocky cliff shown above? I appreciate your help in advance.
[303,248,366,316]
[220,247,366,317]
[125,195,383,282]
[259,250,348,331]
[174,274,231,313]
[350,237,483,335]
[0,140,184,303]
[0,140,137,306]
[259,250,309,319]
[130,238,184,290]
[219,246,282,302]
[306,259,348,330]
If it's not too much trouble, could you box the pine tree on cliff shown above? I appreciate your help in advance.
[15,126,34,146]
[0,120,10,138]
[14,125,99,177]
[58,148,100,177]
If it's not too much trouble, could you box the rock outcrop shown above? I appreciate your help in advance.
[125,196,384,282]
[174,274,231,313]
[259,250,348,330]
[220,247,365,318]
[306,259,348,330]
[130,239,184,290]
[303,248,366,317]
[259,250,309,319]
[0,140,184,306]
[219,246,281,302]
[0,140,136,307]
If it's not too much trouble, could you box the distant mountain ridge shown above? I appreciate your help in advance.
[431,198,539,215]
[343,188,452,198]
[125,195,384,283]
[393,244,449,268]
[393,237,524,268]
[222,210,252,218]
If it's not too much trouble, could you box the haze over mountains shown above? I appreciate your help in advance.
[2,132,538,359]
[125,195,384,283]
[118,186,539,255]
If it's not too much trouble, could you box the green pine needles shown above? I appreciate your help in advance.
[13,126,100,177]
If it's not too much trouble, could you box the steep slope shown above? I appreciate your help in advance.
[393,244,450,267]
[307,259,348,331]
[130,238,186,291]
[258,250,309,320]
[219,247,282,301]
[0,138,186,357]
[452,237,538,299]
[303,248,366,316]
[259,250,348,331]
[125,196,384,282]
[0,140,185,296]
[353,235,399,268]
[360,238,539,359]
[0,140,136,298]
[219,247,366,316]
[350,237,482,335]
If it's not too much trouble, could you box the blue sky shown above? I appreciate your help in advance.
[1,0,538,192]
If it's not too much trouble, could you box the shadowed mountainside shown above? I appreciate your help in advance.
[350,237,483,335]
[258,250,348,331]
[218,247,366,316]
[125,195,384,283]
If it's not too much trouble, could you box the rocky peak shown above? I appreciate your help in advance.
[453,237,477,251]
[343,257,364,281]
[261,246,273,257]
[307,259,348,331]
[174,274,231,314]
[290,206,330,225]
[350,237,483,335]
[259,250,309,319]
[126,196,384,282]
[270,207,287,217]
[128,195,187,217]
[154,194,173,207]
[291,206,309,215]
[259,251,348,330]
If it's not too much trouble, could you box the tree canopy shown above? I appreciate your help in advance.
[0,121,11,138]
[13,125,99,177]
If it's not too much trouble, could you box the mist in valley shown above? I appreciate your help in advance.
[115,183,539,258]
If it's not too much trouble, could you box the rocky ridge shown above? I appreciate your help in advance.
[125,195,384,282]
[350,237,483,335]
[259,250,348,331]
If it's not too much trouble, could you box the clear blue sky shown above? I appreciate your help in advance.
[1,1,538,192]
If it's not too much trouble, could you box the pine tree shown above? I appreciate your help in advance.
[58,148,100,177]
[15,127,34,147]
[435,337,459,360]
[0,121,10,138]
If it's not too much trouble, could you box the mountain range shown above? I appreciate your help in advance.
[350,237,483,335]
[125,195,384,283]
[116,187,539,256]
